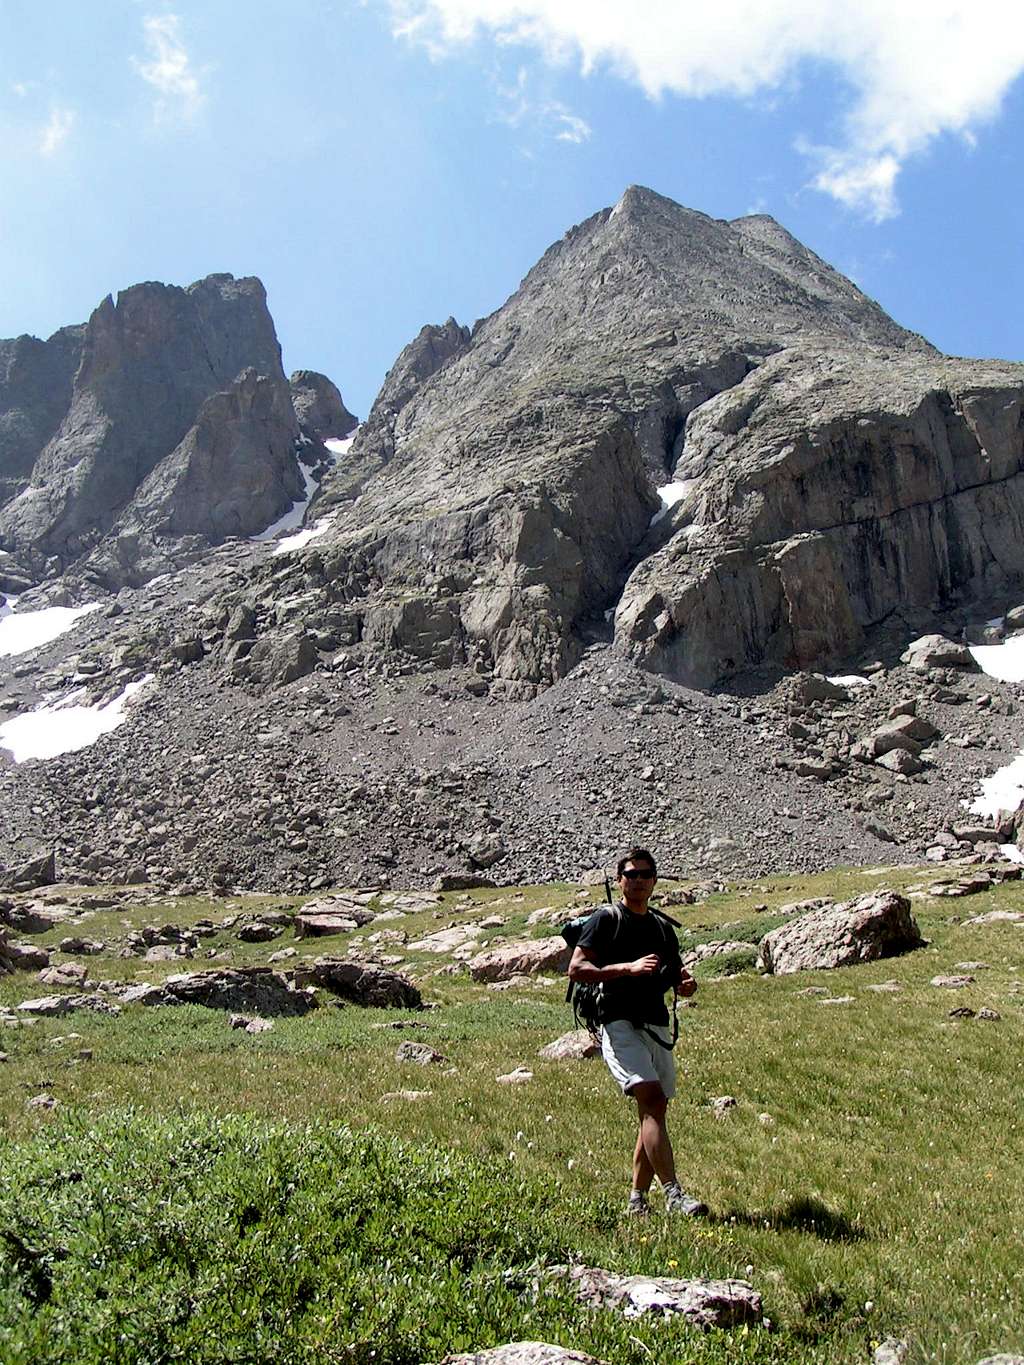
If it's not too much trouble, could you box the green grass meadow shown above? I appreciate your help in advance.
[1,867,1023,1364]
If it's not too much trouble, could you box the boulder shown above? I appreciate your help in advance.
[2,904,59,934]
[58,937,106,955]
[294,909,373,939]
[124,967,317,1016]
[301,956,422,1009]
[236,921,284,943]
[0,851,56,892]
[38,962,88,988]
[757,891,923,975]
[554,1265,762,1328]
[901,635,977,671]
[468,937,572,982]
[537,1030,600,1061]
[433,874,496,892]
[7,940,50,971]
[17,993,120,1017]
[395,1041,446,1065]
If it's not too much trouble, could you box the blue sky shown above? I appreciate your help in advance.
[2,0,1023,417]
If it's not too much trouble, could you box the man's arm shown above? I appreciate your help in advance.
[568,944,661,983]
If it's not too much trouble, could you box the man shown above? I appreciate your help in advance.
[569,847,707,1217]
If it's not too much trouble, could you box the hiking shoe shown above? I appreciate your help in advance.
[663,1185,709,1217]
[626,1191,650,1217]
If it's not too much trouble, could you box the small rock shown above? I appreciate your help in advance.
[496,1066,533,1085]
[931,975,975,988]
[28,1093,57,1110]
[709,1095,736,1118]
[229,1013,274,1033]
[873,1339,909,1365]
[977,1007,1002,1021]
[440,1347,609,1365]
[395,1041,446,1066]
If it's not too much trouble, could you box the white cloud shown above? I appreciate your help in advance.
[39,105,75,156]
[131,14,204,122]
[552,106,590,144]
[385,0,1024,218]
[493,66,590,145]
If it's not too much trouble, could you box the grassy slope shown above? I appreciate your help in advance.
[1,866,1022,1364]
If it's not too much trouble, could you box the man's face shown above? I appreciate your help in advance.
[618,859,656,904]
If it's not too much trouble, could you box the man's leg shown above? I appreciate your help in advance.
[632,1126,654,1194]
[630,1080,677,1188]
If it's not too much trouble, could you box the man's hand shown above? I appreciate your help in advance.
[677,968,697,998]
[628,953,662,976]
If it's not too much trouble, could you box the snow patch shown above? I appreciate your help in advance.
[324,434,357,459]
[969,634,1024,682]
[0,602,101,658]
[827,674,873,688]
[0,675,154,763]
[650,479,697,527]
[1000,843,1024,865]
[273,515,336,556]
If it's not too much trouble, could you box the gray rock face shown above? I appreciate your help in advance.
[757,890,923,974]
[0,275,304,587]
[289,370,357,440]
[252,185,1024,694]
[617,350,1024,686]
[0,325,84,504]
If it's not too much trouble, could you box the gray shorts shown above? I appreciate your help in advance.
[600,1019,676,1100]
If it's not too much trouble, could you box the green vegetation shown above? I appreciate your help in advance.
[2,866,1023,1364]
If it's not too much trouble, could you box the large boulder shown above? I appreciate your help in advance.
[901,635,977,671]
[124,967,317,1016]
[468,937,572,982]
[300,956,422,1009]
[0,851,56,892]
[757,891,924,975]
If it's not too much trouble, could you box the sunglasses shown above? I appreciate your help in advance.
[620,869,655,880]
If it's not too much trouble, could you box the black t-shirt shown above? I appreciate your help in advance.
[575,903,681,1025]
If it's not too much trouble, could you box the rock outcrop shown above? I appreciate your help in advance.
[289,370,357,441]
[0,275,310,588]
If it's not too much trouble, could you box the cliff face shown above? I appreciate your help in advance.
[0,326,85,504]
[253,185,1016,696]
[0,275,306,586]
[615,349,1024,684]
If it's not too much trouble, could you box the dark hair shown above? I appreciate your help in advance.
[617,847,657,879]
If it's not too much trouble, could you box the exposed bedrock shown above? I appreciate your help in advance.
[616,349,1024,686]
[0,326,85,506]
[79,367,306,589]
[0,274,295,583]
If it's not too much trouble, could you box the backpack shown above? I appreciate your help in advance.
[560,902,682,1048]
